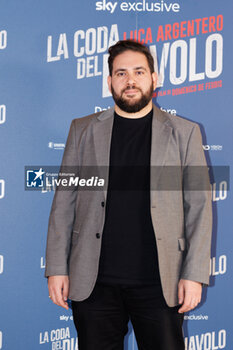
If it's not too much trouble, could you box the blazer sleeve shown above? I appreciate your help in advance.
[180,124,212,285]
[45,120,78,277]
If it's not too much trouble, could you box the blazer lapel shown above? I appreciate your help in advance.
[150,105,173,204]
[92,107,114,199]
[91,105,173,201]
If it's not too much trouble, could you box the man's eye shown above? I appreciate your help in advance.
[136,71,144,75]
[117,72,125,77]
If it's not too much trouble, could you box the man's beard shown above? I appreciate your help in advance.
[111,83,154,113]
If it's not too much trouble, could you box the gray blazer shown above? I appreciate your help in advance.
[45,104,212,307]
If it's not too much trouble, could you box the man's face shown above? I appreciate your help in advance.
[108,50,157,113]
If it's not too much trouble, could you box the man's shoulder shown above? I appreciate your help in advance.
[72,108,114,129]
[154,105,199,135]
[72,111,101,128]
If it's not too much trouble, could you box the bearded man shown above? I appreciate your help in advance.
[45,40,212,350]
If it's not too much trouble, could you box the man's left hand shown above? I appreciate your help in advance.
[178,279,202,313]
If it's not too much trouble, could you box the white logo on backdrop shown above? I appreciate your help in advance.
[0,256,3,274]
[210,255,227,276]
[39,327,78,349]
[160,107,177,115]
[184,329,226,350]
[95,0,180,14]
[60,315,73,322]
[0,30,7,49]
[212,181,227,202]
[40,257,45,269]
[0,180,5,199]
[203,144,223,151]
[184,314,208,321]
[48,142,65,150]
[94,106,111,113]
[0,105,6,124]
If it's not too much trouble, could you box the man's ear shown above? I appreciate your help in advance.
[152,72,157,91]
[107,75,112,94]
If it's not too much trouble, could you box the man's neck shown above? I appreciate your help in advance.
[114,101,153,119]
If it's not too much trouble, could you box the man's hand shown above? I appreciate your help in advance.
[178,279,202,313]
[48,275,69,310]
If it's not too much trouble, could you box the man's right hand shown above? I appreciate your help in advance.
[48,275,69,310]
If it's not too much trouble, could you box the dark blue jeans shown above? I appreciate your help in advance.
[72,281,184,350]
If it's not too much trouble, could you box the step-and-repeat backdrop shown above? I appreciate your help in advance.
[0,1,232,349]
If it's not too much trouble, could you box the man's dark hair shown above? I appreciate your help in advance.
[108,40,154,76]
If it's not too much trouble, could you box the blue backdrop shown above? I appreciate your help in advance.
[0,1,232,349]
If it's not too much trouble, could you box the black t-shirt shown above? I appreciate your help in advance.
[97,109,161,285]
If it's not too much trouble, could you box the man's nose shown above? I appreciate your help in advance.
[126,72,136,85]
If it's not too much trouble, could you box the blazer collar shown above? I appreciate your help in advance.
[95,103,173,164]
[151,104,172,167]
[96,103,172,126]
[150,105,172,201]
[93,104,173,198]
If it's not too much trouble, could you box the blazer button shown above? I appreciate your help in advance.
[101,201,105,207]
[96,233,101,239]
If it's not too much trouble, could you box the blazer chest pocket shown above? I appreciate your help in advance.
[71,231,79,244]
[178,237,186,251]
